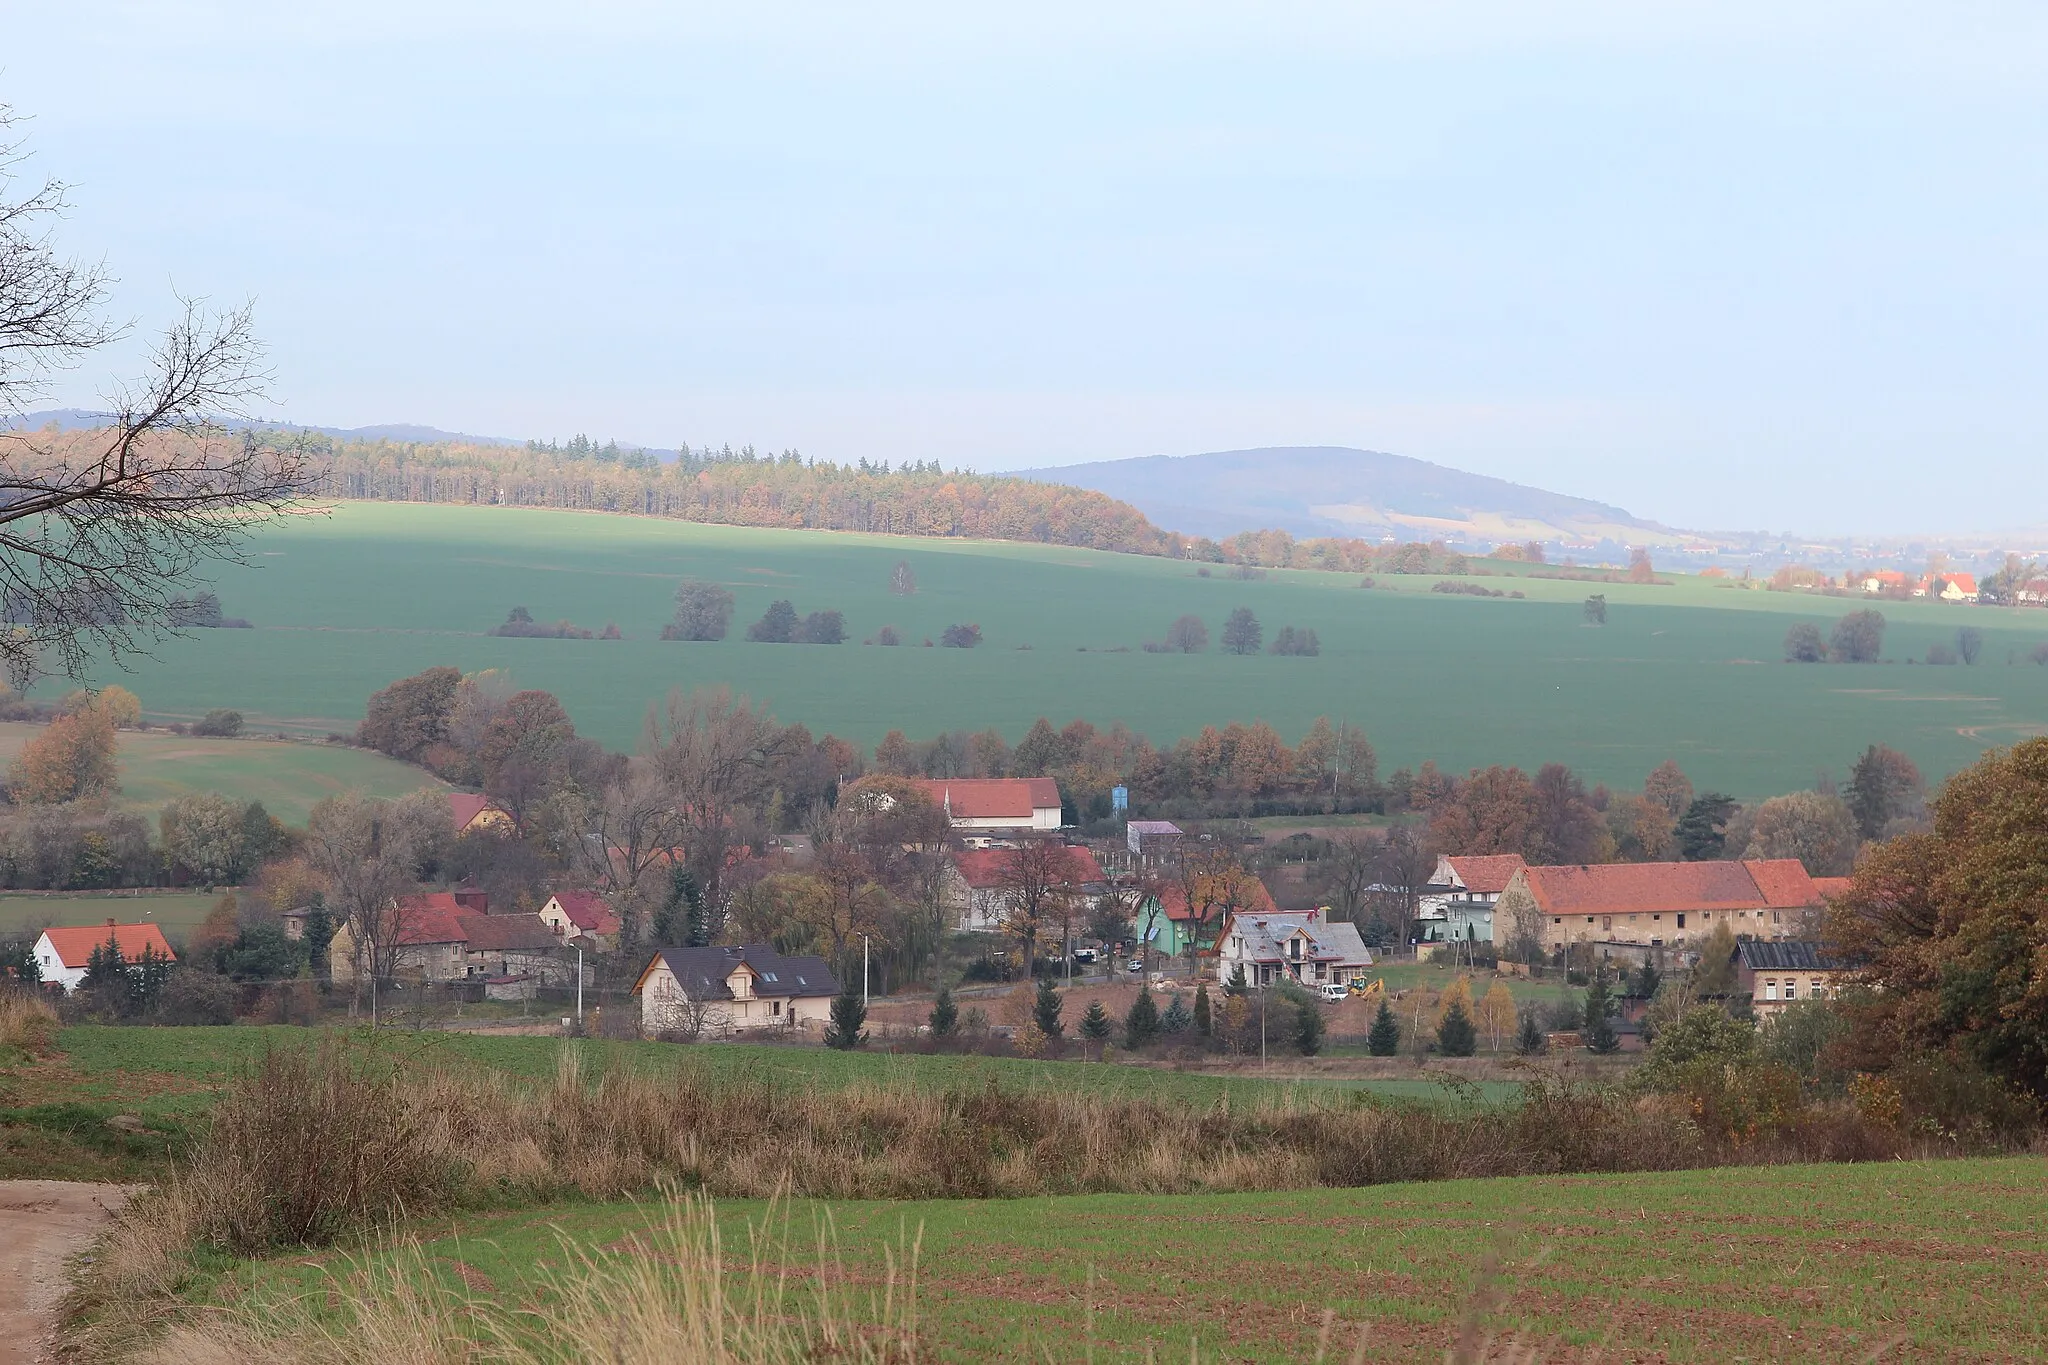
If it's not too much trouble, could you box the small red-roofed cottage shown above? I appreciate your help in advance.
[539,891,623,950]
[329,893,566,984]
[912,777,1062,843]
[449,792,515,836]
[34,920,177,993]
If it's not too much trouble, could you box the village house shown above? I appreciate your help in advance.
[944,844,1106,933]
[450,792,516,836]
[328,892,568,985]
[32,920,177,993]
[538,890,622,950]
[1736,940,1853,1017]
[1214,906,1374,990]
[633,944,839,1037]
[912,777,1062,844]
[1125,820,1184,869]
[1133,877,1280,960]
[1418,853,1527,943]
[1496,859,1824,963]
[1914,572,1979,602]
[1855,570,1913,595]
[2017,577,2048,606]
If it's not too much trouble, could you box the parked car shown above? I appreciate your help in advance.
[1125,958,1145,974]
[1072,947,1097,964]
[1319,982,1350,1003]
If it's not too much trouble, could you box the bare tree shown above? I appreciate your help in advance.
[0,106,319,684]
[996,839,1085,976]
[1367,824,1437,950]
[301,792,429,1026]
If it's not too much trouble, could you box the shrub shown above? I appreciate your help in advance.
[1925,642,1957,665]
[1124,988,1160,1048]
[795,610,845,645]
[940,623,982,648]
[1032,977,1064,1040]
[1269,625,1321,656]
[662,580,735,641]
[1830,608,1885,662]
[824,983,866,1050]
[874,625,901,646]
[153,969,241,1026]
[1294,998,1325,1056]
[1784,622,1826,662]
[1079,999,1112,1045]
[489,606,595,639]
[1516,1011,1547,1056]
[927,985,958,1037]
[192,709,244,738]
[0,988,58,1056]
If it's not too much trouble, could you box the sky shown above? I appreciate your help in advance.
[4,1,2045,535]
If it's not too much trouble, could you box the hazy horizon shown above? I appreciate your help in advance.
[7,2,2045,538]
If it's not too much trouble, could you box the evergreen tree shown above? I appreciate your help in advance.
[825,983,867,1050]
[1224,963,1249,997]
[1192,983,1213,1037]
[301,902,336,978]
[653,867,706,948]
[1675,793,1738,861]
[1124,988,1161,1048]
[1160,993,1192,1034]
[1294,999,1325,1056]
[129,943,172,1008]
[1517,1011,1547,1055]
[1583,974,1620,1054]
[1033,977,1065,1039]
[1367,999,1402,1056]
[928,984,958,1037]
[1633,960,1661,1000]
[82,934,126,990]
[0,940,41,985]
[1436,1000,1478,1057]
[1079,999,1112,1044]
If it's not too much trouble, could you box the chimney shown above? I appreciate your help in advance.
[106,918,117,929]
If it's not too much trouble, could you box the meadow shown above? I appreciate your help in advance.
[0,891,224,940]
[61,501,2048,797]
[198,1156,2048,1361]
[0,721,442,825]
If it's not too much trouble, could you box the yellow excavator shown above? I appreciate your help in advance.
[1348,976,1385,1003]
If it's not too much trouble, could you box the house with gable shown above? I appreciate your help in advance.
[1496,859,1824,963]
[538,890,622,951]
[912,777,1062,844]
[450,793,516,836]
[1736,940,1854,1017]
[1213,906,1374,991]
[33,920,178,993]
[944,844,1106,933]
[1132,876,1280,960]
[633,944,840,1037]
[328,892,568,985]
[1418,853,1527,943]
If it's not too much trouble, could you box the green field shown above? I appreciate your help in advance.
[0,721,442,825]
[61,501,2048,796]
[0,891,225,939]
[217,1157,2048,1361]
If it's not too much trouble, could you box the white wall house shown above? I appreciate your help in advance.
[913,778,1062,843]
[633,945,840,1038]
[32,921,178,993]
[1215,908,1373,990]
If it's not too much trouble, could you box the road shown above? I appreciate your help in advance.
[0,1181,135,1365]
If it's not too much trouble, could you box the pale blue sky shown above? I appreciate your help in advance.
[5,2,2045,534]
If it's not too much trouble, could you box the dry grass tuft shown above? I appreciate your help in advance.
[137,1189,919,1365]
[0,987,60,1055]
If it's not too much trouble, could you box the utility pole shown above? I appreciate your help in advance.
[575,945,584,1027]
[862,933,870,1006]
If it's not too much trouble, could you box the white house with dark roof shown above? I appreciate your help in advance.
[632,944,840,1037]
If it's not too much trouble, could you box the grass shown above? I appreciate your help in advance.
[0,721,443,825]
[0,891,237,940]
[55,500,2048,798]
[203,1156,2048,1361]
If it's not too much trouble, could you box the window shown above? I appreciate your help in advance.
[772,1000,783,1015]
[1552,917,1562,925]
[1602,916,1612,931]
[1676,914,1686,929]
[1652,914,1661,921]
[1810,979,1825,998]
[1783,981,1798,1001]
[1764,980,1778,1000]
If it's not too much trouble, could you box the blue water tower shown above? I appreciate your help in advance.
[1111,785,1129,814]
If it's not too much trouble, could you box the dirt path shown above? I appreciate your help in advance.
[0,1181,136,1365]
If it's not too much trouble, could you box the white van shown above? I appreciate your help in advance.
[1319,982,1350,1003]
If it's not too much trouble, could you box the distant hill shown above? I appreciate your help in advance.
[1016,446,1697,550]
[5,409,524,448]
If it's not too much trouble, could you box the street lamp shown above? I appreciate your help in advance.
[862,933,870,1006]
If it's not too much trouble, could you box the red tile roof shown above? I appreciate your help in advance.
[457,912,559,952]
[1514,859,1820,916]
[39,921,177,969]
[547,891,621,936]
[951,845,1105,890]
[913,777,1061,821]
[1152,878,1279,921]
[449,793,507,832]
[393,893,470,945]
[1444,854,1527,895]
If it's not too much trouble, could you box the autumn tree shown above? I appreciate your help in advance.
[663,579,735,640]
[1530,763,1607,864]
[747,599,799,643]
[1830,609,1886,663]
[1845,744,1923,841]
[301,791,440,1023]
[1477,981,1517,1052]
[1583,594,1607,625]
[1741,791,1858,875]
[357,666,463,761]
[1628,547,1654,583]
[8,704,117,804]
[159,792,248,885]
[1827,737,2048,1097]
[1220,607,1262,655]
[1430,765,1537,859]
[1643,760,1693,820]
[889,560,916,596]
[1163,614,1208,653]
[996,839,1087,976]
